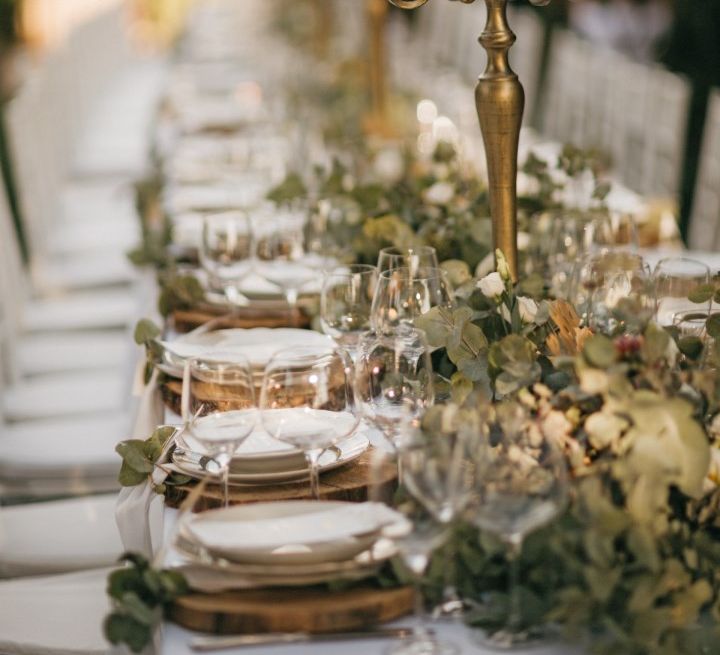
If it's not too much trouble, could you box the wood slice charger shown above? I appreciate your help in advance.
[169,584,414,635]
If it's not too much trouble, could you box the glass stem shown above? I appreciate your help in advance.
[306,449,322,500]
[412,572,430,642]
[286,289,299,326]
[223,465,230,508]
[506,535,523,633]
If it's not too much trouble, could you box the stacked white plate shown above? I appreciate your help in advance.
[158,327,333,379]
[172,417,370,485]
[170,501,406,590]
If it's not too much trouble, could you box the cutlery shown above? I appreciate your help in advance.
[190,627,423,651]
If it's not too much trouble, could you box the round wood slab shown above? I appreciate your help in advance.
[164,450,398,511]
[168,584,414,634]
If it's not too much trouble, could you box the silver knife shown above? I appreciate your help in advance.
[190,627,421,651]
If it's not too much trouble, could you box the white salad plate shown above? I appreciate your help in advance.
[179,501,404,566]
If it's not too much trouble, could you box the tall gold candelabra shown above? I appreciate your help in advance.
[389,0,539,281]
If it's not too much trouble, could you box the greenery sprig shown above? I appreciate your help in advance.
[116,426,191,494]
[104,553,189,654]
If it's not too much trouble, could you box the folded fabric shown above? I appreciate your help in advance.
[116,369,172,558]
[0,568,113,655]
[0,495,122,577]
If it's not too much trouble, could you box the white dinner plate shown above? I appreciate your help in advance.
[172,539,396,590]
[172,430,369,484]
[180,500,403,565]
[159,327,333,378]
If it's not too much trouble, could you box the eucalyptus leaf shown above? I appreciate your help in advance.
[688,283,715,304]
[583,335,616,369]
[116,440,154,474]
[133,319,161,345]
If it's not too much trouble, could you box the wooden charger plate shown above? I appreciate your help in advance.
[164,449,398,511]
[169,584,414,634]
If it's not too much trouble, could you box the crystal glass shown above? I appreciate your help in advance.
[468,400,568,648]
[384,500,455,655]
[259,345,358,499]
[398,420,480,621]
[570,252,654,335]
[371,266,454,335]
[320,265,379,360]
[355,328,434,451]
[654,257,711,327]
[585,211,638,255]
[181,353,257,507]
[548,213,591,298]
[255,208,315,325]
[377,245,439,274]
[200,211,254,306]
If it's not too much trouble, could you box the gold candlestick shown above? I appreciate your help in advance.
[364,0,395,137]
[388,0,530,281]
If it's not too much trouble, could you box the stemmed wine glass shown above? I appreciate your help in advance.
[467,400,568,648]
[569,252,654,334]
[354,327,435,452]
[377,245,439,273]
[320,264,379,361]
[384,500,455,655]
[200,211,254,306]
[181,353,257,507]
[371,267,454,335]
[259,345,359,499]
[653,257,712,327]
[255,208,315,325]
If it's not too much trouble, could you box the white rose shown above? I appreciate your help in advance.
[373,148,404,183]
[585,411,628,451]
[423,181,455,206]
[477,271,504,299]
[517,296,538,323]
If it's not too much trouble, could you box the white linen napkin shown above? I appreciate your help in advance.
[116,369,170,558]
[0,568,113,655]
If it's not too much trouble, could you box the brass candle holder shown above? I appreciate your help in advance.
[389,0,542,281]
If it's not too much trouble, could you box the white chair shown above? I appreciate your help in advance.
[0,495,122,577]
[0,410,130,496]
[0,567,112,655]
[689,90,720,251]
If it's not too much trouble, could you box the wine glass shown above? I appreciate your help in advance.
[384,500,455,655]
[467,400,568,648]
[200,211,254,306]
[181,353,257,507]
[320,265,379,361]
[398,417,480,621]
[377,245,439,274]
[255,207,315,325]
[654,257,712,327]
[259,345,359,499]
[355,327,435,452]
[371,266,454,335]
[587,211,638,255]
[569,252,653,334]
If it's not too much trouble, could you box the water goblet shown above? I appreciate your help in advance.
[654,257,712,327]
[181,353,257,507]
[371,266,454,335]
[467,400,568,648]
[355,327,435,452]
[200,211,254,306]
[377,245,439,274]
[320,265,378,361]
[259,345,358,499]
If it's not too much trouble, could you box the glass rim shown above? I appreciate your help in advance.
[377,265,449,280]
[378,245,437,256]
[654,256,711,276]
[323,264,378,278]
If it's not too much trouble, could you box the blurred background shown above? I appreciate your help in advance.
[0,0,719,245]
